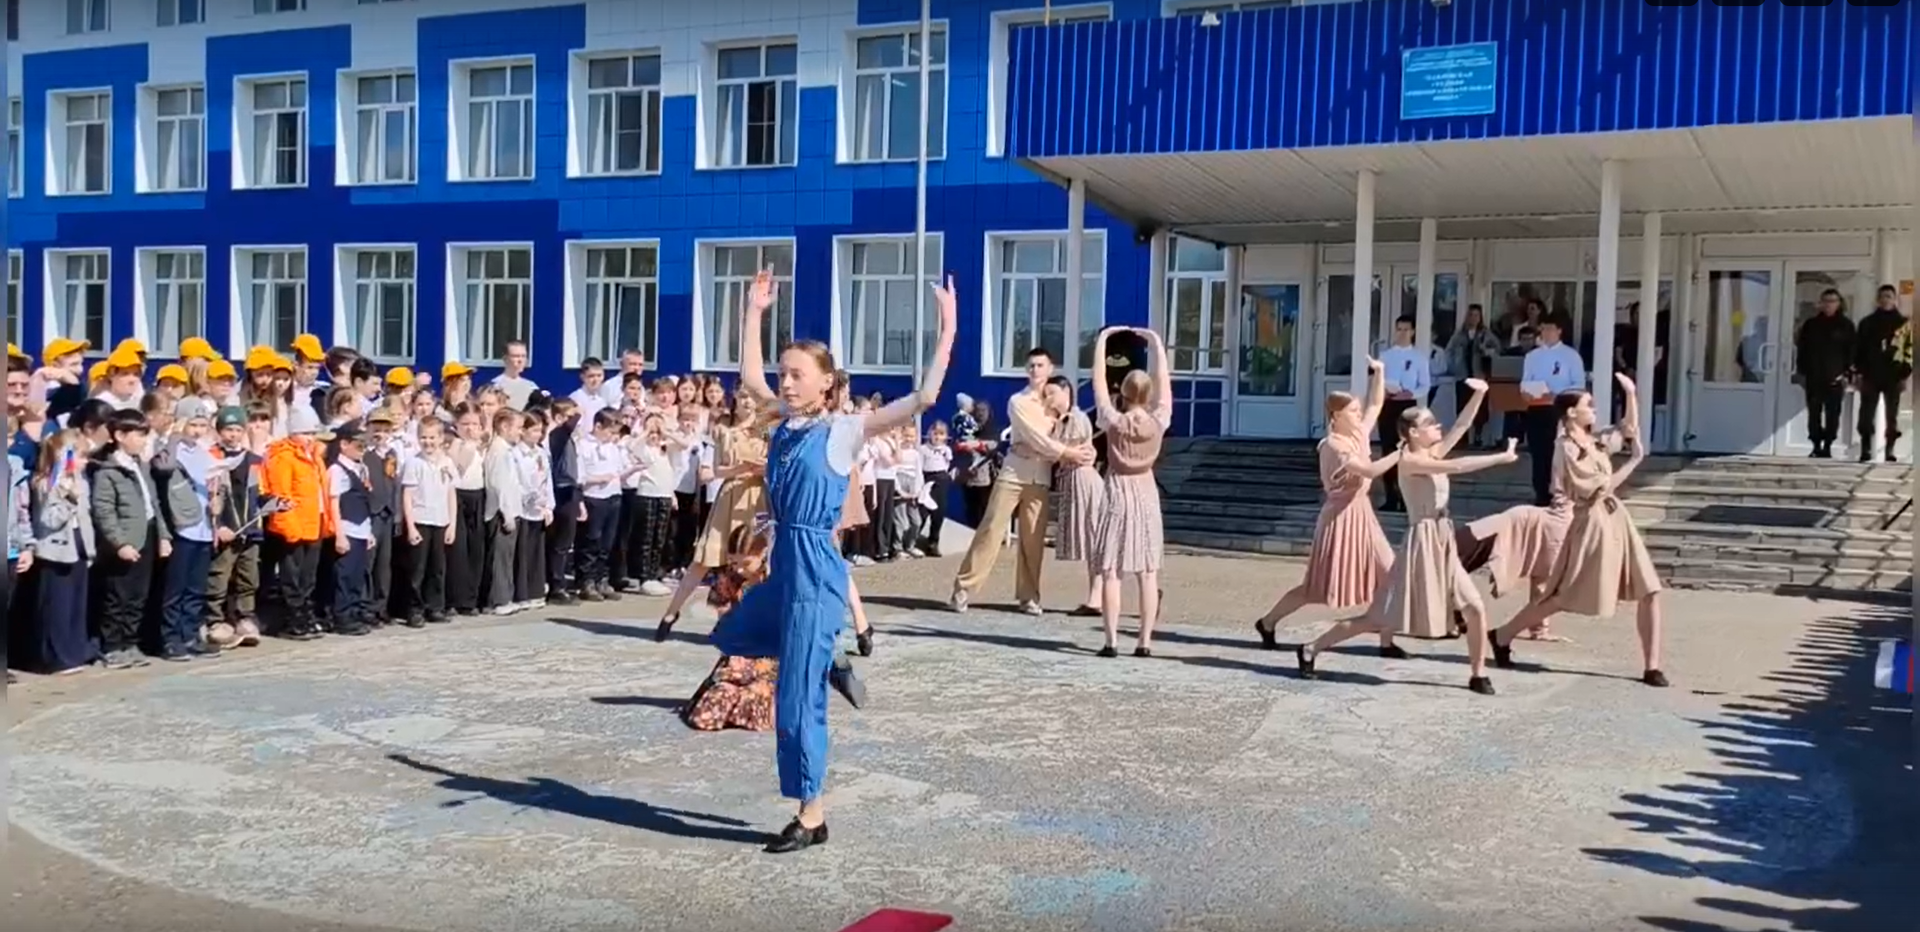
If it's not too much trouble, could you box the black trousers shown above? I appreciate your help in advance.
[486,516,518,608]
[449,489,486,611]
[671,491,706,569]
[1803,380,1846,445]
[609,490,639,587]
[870,478,897,558]
[274,538,322,632]
[627,495,673,583]
[332,538,372,623]
[1525,405,1560,506]
[577,495,622,586]
[1858,382,1904,452]
[513,517,547,603]
[922,470,953,551]
[407,527,449,619]
[1378,397,1418,507]
[369,514,397,619]
[963,484,992,527]
[96,524,159,654]
[547,485,580,595]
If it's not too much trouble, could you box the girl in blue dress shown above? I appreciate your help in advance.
[713,266,957,854]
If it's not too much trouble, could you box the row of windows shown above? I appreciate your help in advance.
[7,30,964,197]
[9,231,1109,376]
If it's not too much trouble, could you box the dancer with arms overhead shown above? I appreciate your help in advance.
[711,267,956,854]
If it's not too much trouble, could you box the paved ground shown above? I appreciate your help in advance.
[6,549,1915,932]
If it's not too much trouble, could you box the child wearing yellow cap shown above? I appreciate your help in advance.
[155,364,190,404]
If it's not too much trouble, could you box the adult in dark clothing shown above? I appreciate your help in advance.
[1794,288,1856,459]
[1853,284,1911,463]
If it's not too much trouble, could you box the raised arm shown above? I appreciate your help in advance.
[1433,378,1489,458]
[1340,447,1403,481]
[1399,438,1521,477]
[1356,356,1387,437]
[1605,373,1648,491]
[1090,328,1120,424]
[866,275,958,437]
[736,268,781,408]
[1148,328,1174,423]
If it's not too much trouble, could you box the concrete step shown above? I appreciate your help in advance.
[1657,559,1910,593]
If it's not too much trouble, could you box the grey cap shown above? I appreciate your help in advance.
[173,397,215,421]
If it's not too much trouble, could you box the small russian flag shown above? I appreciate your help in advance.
[1873,640,1912,694]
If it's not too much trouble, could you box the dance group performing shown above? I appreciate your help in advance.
[669,264,1669,853]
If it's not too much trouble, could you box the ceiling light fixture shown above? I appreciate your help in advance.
[1199,11,1222,27]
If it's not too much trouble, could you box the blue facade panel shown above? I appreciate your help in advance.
[1007,0,1913,159]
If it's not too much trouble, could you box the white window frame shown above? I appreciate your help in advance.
[564,240,660,368]
[341,69,417,185]
[695,239,794,369]
[48,89,112,197]
[843,25,949,164]
[231,246,308,352]
[833,234,944,374]
[158,0,206,27]
[1162,0,1303,15]
[987,4,1111,159]
[253,0,306,13]
[1164,235,1230,375]
[983,230,1108,376]
[705,40,799,170]
[66,0,109,35]
[7,251,23,347]
[570,51,662,178]
[234,74,309,189]
[8,98,20,198]
[140,83,207,193]
[335,245,417,364]
[451,58,535,182]
[44,249,111,352]
[134,247,206,359]
[448,243,534,365]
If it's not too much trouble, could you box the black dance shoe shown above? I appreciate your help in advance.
[764,819,829,854]
[1488,631,1515,670]
[1467,676,1496,696]
[1378,644,1410,660]
[1642,669,1670,688]
[856,629,874,657]
[1295,645,1317,679]
[830,662,867,709]
[1254,619,1278,651]
[1069,605,1101,618]
[1133,646,1152,658]
[654,613,678,643]
[1096,645,1118,658]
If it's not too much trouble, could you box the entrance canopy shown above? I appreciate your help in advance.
[1024,118,1913,245]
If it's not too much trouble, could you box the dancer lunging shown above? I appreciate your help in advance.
[710,267,955,854]
[1296,380,1517,695]
[1489,375,1668,687]
[1253,357,1397,647]
[1089,328,1171,657]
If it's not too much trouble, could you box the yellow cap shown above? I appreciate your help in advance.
[265,352,294,372]
[290,334,325,363]
[6,343,27,362]
[385,367,414,388]
[43,337,90,362]
[87,361,108,383]
[114,337,148,357]
[155,363,189,384]
[178,336,219,362]
[105,346,144,371]
[441,361,474,380]
[207,359,238,380]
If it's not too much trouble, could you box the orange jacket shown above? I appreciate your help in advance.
[260,437,335,542]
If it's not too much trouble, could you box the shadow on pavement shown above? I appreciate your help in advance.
[1581,604,1916,932]
[548,615,709,646]
[387,753,769,845]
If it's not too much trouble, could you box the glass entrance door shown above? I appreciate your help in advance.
[1231,282,1306,437]
[1319,264,1463,425]
[1688,263,1781,453]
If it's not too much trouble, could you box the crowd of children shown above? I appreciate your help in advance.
[3,335,969,681]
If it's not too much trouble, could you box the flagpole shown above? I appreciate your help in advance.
[914,0,931,392]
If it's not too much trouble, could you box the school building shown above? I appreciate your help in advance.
[3,0,1912,456]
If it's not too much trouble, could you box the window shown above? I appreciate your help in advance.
[986,232,1106,374]
[150,85,206,192]
[837,235,943,371]
[1164,237,1228,374]
[579,53,662,176]
[459,62,534,181]
[454,246,532,363]
[6,251,21,347]
[49,251,110,349]
[1164,0,1300,15]
[988,5,1110,158]
[241,77,308,188]
[701,242,793,367]
[349,71,416,184]
[576,243,659,364]
[344,248,416,362]
[66,0,108,34]
[8,99,20,198]
[158,0,203,26]
[712,43,797,169]
[141,249,205,358]
[253,0,304,12]
[849,29,946,162]
[236,248,306,350]
[52,91,111,196]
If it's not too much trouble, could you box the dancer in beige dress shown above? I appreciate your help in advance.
[1054,391,1106,616]
[1090,327,1172,658]
[1296,380,1519,695]
[1489,374,1668,687]
[1253,357,1398,648]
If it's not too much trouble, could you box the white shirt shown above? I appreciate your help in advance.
[484,438,523,523]
[511,444,549,516]
[632,441,676,498]
[402,453,455,527]
[674,437,711,495]
[865,437,897,482]
[1521,342,1587,399]
[329,460,373,541]
[918,442,953,473]
[450,441,486,491]
[575,435,630,500]
[1379,345,1431,398]
[893,446,923,497]
[596,379,628,410]
[568,387,610,425]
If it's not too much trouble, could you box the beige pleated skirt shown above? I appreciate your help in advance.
[1092,471,1163,575]
[1300,493,1394,610]
[1054,463,1105,562]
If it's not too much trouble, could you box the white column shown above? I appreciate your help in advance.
[911,0,932,387]
[1350,169,1376,395]
[1636,212,1662,444]
[1063,177,1086,386]
[1148,229,1171,334]
[1223,245,1243,433]
[1876,227,1896,287]
[1415,217,1437,396]
[1590,159,1623,424]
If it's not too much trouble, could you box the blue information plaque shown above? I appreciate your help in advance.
[1401,42,1498,120]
